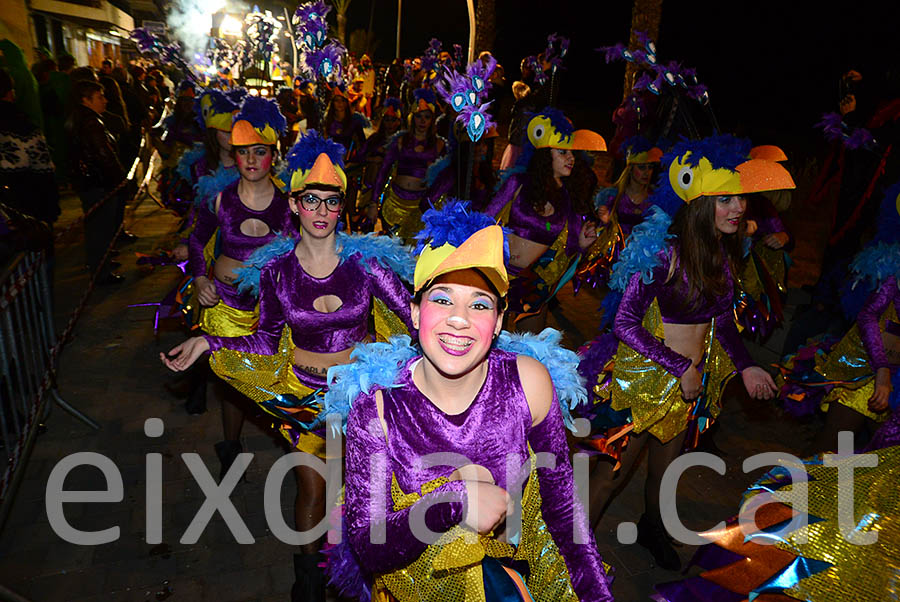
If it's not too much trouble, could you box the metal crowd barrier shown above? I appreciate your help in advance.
[0,250,100,529]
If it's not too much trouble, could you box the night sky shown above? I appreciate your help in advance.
[340,0,899,151]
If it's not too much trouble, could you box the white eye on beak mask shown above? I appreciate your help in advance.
[446,315,469,328]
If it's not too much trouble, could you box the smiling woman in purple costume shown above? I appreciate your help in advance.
[576,136,795,571]
[324,200,613,601]
[371,88,446,241]
[163,129,415,600]
[484,108,606,332]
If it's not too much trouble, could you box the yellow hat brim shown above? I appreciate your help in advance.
[414,225,508,296]
[231,120,278,146]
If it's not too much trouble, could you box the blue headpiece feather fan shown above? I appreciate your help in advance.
[415,199,510,264]
[234,96,287,136]
[281,129,346,179]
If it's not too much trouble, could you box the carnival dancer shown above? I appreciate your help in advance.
[721,145,793,342]
[575,136,661,292]
[180,96,292,473]
[484,108,606,332]
[777,181,900,453]
[162,130,415,600]
[577,135,794,570]
[354,97,403,224]
[326,200,613,601]
[323,86,368,162]
[371,88,447,241]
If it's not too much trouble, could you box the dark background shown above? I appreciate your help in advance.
[338,0,900,153]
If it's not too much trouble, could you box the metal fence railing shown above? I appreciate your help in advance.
[0,249,101,530]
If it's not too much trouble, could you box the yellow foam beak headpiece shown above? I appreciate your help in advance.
[667,150,796,203]
[414,225,508,296]
[288,152,348,193]
[201,94,236,132]
[231,120,279,146]
[526,114,606,152]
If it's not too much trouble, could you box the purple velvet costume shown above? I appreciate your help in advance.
[857,276,899,371]
[188,180,295,310]
[203,248,414,375]
[344,349,613,601]
[372,133,445,204]
[615,247,754,377]
[595,187,652,239]
[485,173,582,274]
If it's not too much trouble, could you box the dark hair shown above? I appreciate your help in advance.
[57,54,76,72]
[522,148,563,214]
[101,59,113,67]
[70,66,97,83]
[666,195,746,311]
[73,79,103,103]
[324,95,352,132]
[203,128,224,170]
[0,68,13,99]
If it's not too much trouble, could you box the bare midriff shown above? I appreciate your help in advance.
[292,345,358,378]
[393,174,427,191]
[507,233,550,270]
[213,255,245,286]
[662,321,711,367]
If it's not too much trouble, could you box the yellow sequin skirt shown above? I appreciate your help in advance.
[381,184,425,242]
[607,300,737,443]
[373,452,590,602]
[198,300,259,337]
[209,326,331,457]
[817,305,897,423]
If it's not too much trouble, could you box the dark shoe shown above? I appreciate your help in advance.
[291,552,326,602]
[119,231,139,244]
[98,272,125,285]
[214,440,243,482]
[637,514,681,571]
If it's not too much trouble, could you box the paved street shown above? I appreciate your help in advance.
[0,172,828,601]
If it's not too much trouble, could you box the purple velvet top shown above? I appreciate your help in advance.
[204,249,413,355]
[372,133,445,197]
[858,276,900,370]
[595,187,652,238]
[614,246,754,376]
[188,179,295,279]
[485,173,581,254]
[344,350,612,601]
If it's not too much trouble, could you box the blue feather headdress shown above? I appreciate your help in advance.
[412,88,437,111]
[194,88,240,130]
[281,129,346,182]
[415,199,510,264]
[233,96,287,136]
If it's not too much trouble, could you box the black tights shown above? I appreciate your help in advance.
[588,429,688,530]
[293,462,325,555]
[807,403,879,456]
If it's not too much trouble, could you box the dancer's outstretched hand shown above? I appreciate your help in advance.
[742,366,777,400]
[160,336,210,372]
[868,367,891,412]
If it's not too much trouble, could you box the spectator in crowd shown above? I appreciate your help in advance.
[65,79,128,284]
[0,67,59,224]
[0,39,44,132]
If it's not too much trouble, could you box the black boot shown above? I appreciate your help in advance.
[636,513,681,571]
[214,440,243,482]
[291,552,326,601]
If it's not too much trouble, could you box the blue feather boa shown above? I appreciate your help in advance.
[175,143,205,182]
[600,205,673,327]
[415,200,510,264]
[232,232,416,296]
[194,165,239,211]
[324,328,586,434]
[840,242,900,319]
